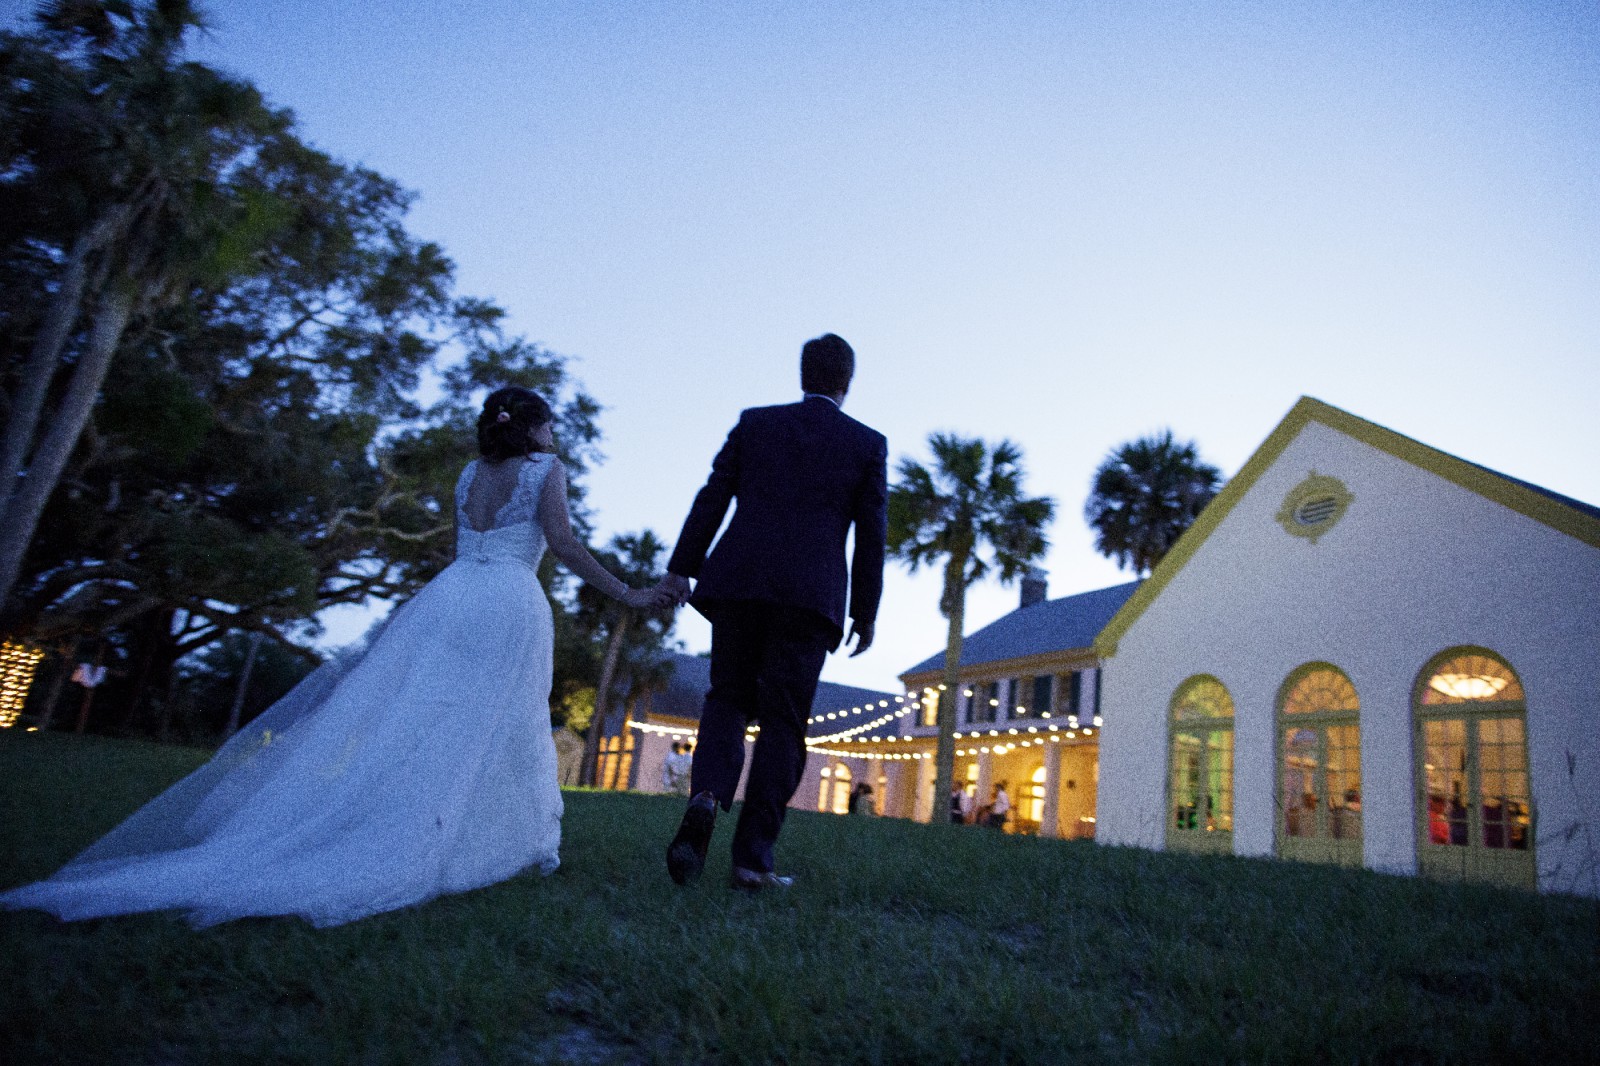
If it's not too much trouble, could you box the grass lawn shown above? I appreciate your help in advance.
[2,731,1598,1065]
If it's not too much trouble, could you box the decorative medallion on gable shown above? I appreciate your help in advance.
[1275,472,1353,544]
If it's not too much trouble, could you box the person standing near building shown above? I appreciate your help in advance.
[949,781,968,824]
[662,741,691,795]
[987,781,1011,830]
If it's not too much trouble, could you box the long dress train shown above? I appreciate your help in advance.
[0,456,563,928]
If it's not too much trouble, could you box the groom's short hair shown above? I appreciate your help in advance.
[800,333,854,396]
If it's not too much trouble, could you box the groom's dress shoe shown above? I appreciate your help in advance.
[666,791,717,885]
[730,866,794,893]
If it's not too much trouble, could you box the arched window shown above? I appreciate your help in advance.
[1166,676,1235,853]
[830,762,853,815]
[818,766,832,812]
[1414,649,1533,889]
[1276,665,1361,866]
[1028,765,1048,824]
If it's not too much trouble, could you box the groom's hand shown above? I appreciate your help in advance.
[662,572,692,606]
[845,620,874,657]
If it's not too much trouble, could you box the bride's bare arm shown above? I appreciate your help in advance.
[536,459,665,609]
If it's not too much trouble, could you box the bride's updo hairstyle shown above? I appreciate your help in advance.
[477,386,554,461]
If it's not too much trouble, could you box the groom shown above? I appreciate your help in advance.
[662,333,888,891]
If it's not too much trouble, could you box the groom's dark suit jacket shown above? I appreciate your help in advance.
[668,395,888,647]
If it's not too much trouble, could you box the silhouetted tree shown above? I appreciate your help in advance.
[575,531,675,786]
[888,434,1055,812]
[1084,430,1222,576]
[0,0,299,607]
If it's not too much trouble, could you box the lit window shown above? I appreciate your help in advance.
[1415,650,1533,889]
[1167,676,1235,854]
[1277,665,1361,866]
[1420,653,1523,705]
[598,732,634,791]
[830,762,852,815]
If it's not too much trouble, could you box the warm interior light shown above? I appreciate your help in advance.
[0,640,46,729]
[1429,673,1510,700]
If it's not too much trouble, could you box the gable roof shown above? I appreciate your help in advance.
[899,581,1141,680]
[636,653,907,739]
[1094,396,1600,658]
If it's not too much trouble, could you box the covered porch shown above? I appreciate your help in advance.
[810,724,1100,837]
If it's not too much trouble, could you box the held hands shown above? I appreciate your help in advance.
[622,572,691,611]
[623,585,677,611]
[660,572,692,607]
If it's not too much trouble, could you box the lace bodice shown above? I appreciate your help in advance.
[454,457,553,571]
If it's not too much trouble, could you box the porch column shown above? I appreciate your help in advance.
[913,755,937,822]
[975,749,994,814]
[880,761,902,818]
[1038,740,1063,838]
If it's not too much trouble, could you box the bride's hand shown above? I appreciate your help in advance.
[623,585,675,611]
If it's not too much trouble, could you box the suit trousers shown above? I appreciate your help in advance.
[689,601,834,873]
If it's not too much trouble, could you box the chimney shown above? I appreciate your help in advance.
[1020,568,1048,609]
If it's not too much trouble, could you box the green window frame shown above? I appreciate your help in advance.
[1275,664,1362,867]
[1166,675,1235,854]
[1413,648,1534,890]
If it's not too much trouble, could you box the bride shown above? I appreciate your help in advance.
[1,387,670,927]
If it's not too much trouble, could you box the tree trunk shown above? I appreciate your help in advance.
[124,607,177,737]
[0,208,129,509]
[33,638,79,732]
[223,631,265,739]
[580,611,632,787]
[932,549,968,820]
[158,644,181,743]
[0,284,136,609]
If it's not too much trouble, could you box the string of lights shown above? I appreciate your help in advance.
[625,687,1102,763]
[626,720,699,738]
[0,641,45,729]
[805,694,910,726]
[804,705,913,745]
[806,746,928,761]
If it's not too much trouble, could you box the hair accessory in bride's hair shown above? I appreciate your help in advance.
[496,410,511,423]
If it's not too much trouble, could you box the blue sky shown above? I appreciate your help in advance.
[7,0,1597,695]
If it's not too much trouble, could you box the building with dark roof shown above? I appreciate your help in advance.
[824,577,1143,831]
[595,577,1140,831]
[1094,397,1600,897]
[593,652,913,816]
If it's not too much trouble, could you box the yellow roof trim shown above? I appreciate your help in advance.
[1093,396,1600,658]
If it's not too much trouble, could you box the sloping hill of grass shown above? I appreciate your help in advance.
[3,730,1597,1065]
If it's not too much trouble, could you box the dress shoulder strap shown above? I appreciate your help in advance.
[454,460,479,514]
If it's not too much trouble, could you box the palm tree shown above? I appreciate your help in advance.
[1084,430,1222,576]
[888,434,1055,813]
[576,530,675,787]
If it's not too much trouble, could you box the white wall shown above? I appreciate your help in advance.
[631,731,672,794]
[1096,421,1600,895]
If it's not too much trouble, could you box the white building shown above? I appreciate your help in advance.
[1093,397,1600,896]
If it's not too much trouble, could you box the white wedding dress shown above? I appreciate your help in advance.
[1,456,564,927]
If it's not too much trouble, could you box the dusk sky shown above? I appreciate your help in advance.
[7,0,1597,696]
